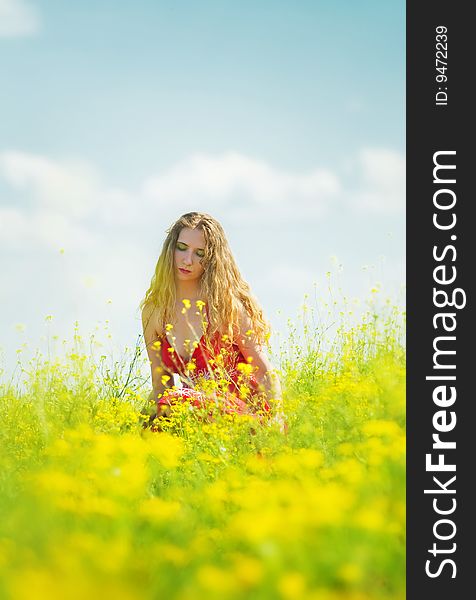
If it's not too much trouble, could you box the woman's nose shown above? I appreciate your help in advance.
[183,251,193,265]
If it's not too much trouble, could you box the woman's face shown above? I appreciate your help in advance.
[174,227,206,282]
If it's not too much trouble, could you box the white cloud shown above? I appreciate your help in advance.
[0,146,405,262]
[0,206,30,246]
[0,151,109,252]
[0,148,405,260]
[0,0,40,37]
[0,151,100,219]
[352,148,405,214]
[0,206,97,251]
[143,152,341,222]
[35,211,98,249]
[1,151,151,234]
[0,151,145,251]
[1,148,404,258]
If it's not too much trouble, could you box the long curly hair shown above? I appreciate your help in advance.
[139,212,270,345]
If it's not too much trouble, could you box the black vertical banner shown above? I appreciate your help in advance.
[407,1,474,598]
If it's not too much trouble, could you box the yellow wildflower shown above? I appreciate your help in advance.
[237,362,253,376]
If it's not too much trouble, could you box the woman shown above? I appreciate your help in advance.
[140,212,286,432]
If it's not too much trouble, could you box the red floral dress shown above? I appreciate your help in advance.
[157,330,271,417]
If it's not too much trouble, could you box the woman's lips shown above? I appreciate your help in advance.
[178,268,191,274]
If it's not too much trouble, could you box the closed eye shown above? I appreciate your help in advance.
[177,242,205,258]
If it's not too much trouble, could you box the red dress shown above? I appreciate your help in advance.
[157,329,271,417]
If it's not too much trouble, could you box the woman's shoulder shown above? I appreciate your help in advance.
[233,297,269,346]
[141,302,161,337]
[141,301,157,319]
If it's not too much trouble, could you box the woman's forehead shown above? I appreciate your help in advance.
[178,227,205,246]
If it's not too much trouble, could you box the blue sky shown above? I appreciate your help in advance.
[0,0,405,378]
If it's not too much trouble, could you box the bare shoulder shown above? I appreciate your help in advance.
[234,301,273,370]
[141,302,159,336]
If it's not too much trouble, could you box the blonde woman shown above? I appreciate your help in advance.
[140,212,286,432]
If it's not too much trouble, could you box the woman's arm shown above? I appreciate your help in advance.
[235,306,287,433]
[141,304,172,411]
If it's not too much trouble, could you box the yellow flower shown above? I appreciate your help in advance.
[196,299,206,309]
[138,497,182,522]
[182,298,191,309]
[144,431,184,467]
[232,554,263,589]
[237,362,253,376]
[161,375,170,386]
[156,543,187,566]
[238,385,250,399]
[362,419,402,438]
[196,565,234,595]
[278,572,307,599]
[338,563,363,584]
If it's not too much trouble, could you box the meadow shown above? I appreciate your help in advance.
[0,294,405,600]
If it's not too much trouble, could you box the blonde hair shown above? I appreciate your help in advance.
[139,212,270,345]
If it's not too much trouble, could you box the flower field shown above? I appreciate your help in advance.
[0,300,405,599]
